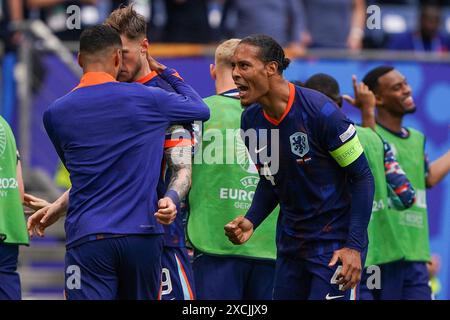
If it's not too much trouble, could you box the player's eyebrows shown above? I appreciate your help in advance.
[119,44,131,53]
[389,77,407,89]
[235,59,252,65]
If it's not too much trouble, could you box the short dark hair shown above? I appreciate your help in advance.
[79,24,122,55]
[240,34,290,74]
[362,66,394,92]
[304,73,342,106]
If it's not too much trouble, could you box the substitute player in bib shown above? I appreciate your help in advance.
[187,39,278,300]
[29,25,210,300]
[225,35,375,300]
[304,73,416,211]
[357,66,450,300]
[304,74,419,297]
[0,116,28,300]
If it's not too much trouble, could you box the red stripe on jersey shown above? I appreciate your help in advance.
[164,138,193,149]
[175,254,194,300]
[171,72,183,81]
[395,184,409,194]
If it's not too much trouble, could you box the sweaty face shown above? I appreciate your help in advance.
[118,36,143,82]
[377,70,416,116]
[231,44,271,107]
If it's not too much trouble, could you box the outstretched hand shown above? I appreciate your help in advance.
[27,203,63,237]
[23,193,50,211]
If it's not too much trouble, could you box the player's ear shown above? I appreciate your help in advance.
[141,38,149,55]
[210,64,216,80]
[266,61,278,77]
[375,93,383,107]
[114,48,122,68]
[337,96,343,108]
[77,53,83,69]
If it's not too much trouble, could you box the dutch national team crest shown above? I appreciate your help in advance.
[290,132,309,157]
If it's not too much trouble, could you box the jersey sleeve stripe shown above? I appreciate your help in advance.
[164,138,193,149]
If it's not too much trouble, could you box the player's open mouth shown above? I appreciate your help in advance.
[237,85,249,98]
[403,96,414,107]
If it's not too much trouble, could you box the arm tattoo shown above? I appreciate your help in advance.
[165,141,192,201]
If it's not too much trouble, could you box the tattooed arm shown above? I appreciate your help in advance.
[163,125,193,206]
[165,145,192,202]
[155,125,193,225]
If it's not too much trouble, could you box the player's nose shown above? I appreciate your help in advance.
[403,84,412,96]
[232,67,241,81]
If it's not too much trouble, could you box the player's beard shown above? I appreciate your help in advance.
[119,59,143,83]
[118,70,134,83]
[404,105,417,114]
[240,100,252,107]
[128,62,142,83]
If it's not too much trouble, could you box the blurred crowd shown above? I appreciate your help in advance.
[1,0,450,54]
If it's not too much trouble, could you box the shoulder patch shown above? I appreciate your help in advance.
[339,124,356,143]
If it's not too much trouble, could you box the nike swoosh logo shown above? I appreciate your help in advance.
[255,145,267,154]
[325,293,345,300]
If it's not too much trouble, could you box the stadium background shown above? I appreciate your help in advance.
[1,0,449,299]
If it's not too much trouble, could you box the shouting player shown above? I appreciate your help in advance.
[187,39,278,300]
[225,35,374,300]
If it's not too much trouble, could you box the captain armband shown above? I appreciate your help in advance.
[329,135,364,167]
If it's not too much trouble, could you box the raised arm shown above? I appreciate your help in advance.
[343,75,376,130]
[427,150,450,188]
[347,0,366,51]
[146,54,210,123]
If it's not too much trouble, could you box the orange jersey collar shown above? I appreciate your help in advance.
[263,82,296,126]
[72,72,118,91]
[136,71,158,84]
